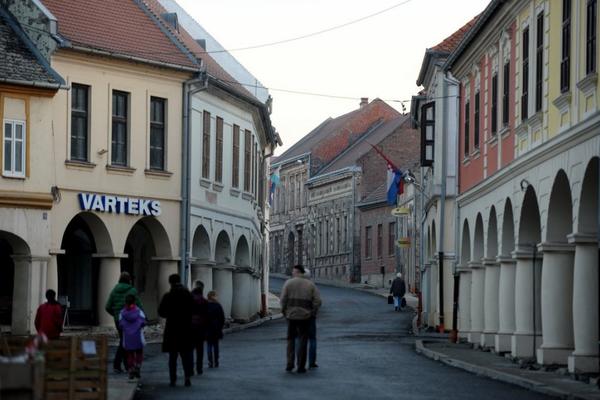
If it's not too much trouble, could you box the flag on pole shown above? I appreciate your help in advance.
[367,143,404,206]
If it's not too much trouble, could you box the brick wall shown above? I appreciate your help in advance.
[359,205,397,284]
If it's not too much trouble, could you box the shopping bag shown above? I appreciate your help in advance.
[387,295,394,305]
[400,297,407,308]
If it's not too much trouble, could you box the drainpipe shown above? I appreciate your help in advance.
[419,166,426,328]
[180,73,208,285]
[351,171,357,283]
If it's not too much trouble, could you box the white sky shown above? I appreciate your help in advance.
[176,0,489,155]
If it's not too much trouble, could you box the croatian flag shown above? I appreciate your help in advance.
[269,166,280,206]
[386,163,404,206]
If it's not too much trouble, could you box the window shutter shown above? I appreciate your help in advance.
[420,101,435,167]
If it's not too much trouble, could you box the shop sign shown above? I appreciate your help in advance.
[78,193,161,216]
[391,207,410,216]
[396,237,411,248]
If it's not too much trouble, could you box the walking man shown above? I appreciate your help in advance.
[158,274,194,387]
[191,280,208,375]
[390,272,406,311]
[280,265,321,373]
[105,272,143,373]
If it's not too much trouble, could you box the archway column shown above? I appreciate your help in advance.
[428,260,438,327]
[568,233,599,373]
[511,246,542,358]
[46,250,63,293]
[96,254,127,327]
[156,258,179,300]
[191,262,214,293]
[421,263,431,326]
[495,256,516,352]
[457,267,471,339]
[468,261,484,345]
[213,266,233,319]
[481,258,500,348]
[537,242,575,365]
[232,268,253,321]
[12,255,48,335]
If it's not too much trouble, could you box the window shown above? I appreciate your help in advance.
[491,74,498,135]
[336,217,341,253]
[244,130,251,191]
[202,111,210,179]
[535,12,544,112]
[3,120,25,177]
[502,61,510,126]
[561,0,571,93]
[464,100,470,155]
[474,91,480,149]
[522,26,529,121]
[150,97,166,170]
[377,224,383,259]
[365,226,372,259]
[232,125,240,187]
[215,117,223,182]
[587,0,597,75]
[388,222,396,256]
[290,179,295,209]
[420,101,435,167]
[111,90,128,166]
[71,84,89,161]
[325,219,329,254]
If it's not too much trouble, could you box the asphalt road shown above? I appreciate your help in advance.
[134,278,552,400]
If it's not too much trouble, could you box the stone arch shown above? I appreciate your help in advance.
[546,170,573,243]
[235,235,250,268]
[518,186,541,246]
[487,206,498,258]
[132,217,172,258]
[0,232,30,327]
[461,219,471,264]
[215,231,232,265]
[426,226,431,261]
[501,198,515,256]
[577,157,598,235]
[192,225,211,261]
[473,213,484,261]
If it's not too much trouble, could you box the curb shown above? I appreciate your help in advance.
[224,313,284,334]
[415,340,597,400]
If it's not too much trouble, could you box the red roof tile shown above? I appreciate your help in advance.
[42,0,198,70]
[431,15,479,53]
[141,0,256,99]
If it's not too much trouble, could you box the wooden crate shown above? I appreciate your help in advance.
[0,336,107,400]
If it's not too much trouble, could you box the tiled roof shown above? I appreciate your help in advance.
[42,0,198,70]
[431,15,479,54]
[0,7,63,87]
[359,182,388,205]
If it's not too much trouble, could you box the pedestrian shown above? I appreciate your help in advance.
[191,280,208,375]
[158,273,194,387]
[296,268,319,369]
[34,289,63,340]
[205,290,225,369]
[119,294,146,381]
[390,272,406,312]
[280,264,322,373]
[105,272,143,373]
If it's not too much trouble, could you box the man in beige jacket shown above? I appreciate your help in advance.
[280,265,322,373]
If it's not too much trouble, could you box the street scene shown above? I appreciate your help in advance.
[0,0,599,399]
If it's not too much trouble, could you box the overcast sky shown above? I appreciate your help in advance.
[177,0,489,155]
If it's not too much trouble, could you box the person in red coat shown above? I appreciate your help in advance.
[34,289,63,339]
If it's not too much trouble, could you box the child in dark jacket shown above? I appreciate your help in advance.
[205,291,225,368]
[119,294,146,380]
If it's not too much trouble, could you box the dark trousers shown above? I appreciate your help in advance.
[113,323,127,370]
[296,317,317,366]
[168,350,193,383]
[207,340,220,367]
[287,319,310,370]
[194,339,205,372]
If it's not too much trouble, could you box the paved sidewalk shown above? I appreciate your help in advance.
[416,340,600,400]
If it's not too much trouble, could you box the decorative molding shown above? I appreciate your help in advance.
[144,169,173,179]
[199,178,211,188]
[229,188,241,197]
[577,73,598,97]
[552,91,572,114]
[106,164,135,175]
[0,190,53,209]
[64,160,96,170]
[212,182,224,192]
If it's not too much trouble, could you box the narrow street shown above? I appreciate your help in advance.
[134,278,552,400]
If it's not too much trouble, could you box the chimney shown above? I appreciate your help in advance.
[360,97,369,108]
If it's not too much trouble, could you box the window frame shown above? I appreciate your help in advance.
[70,83,89,162]
[521,26,530,121]
[365,226,373,259]
[502,61,510,126]
[535,12,544,112]
[111,90,129,167]
[3,119,26,178]
[244,129,251,192]
[149,96,166,171]
[215,116,223,183]
[587,0,597,75]
[232,124,240,188]
[474,91,480,149]
[491,73,498,135]
[464,100,470,155]
[388,222,396,256]
[561,0,571,93]
[420,101,435,167]
[202,111,211,179]
[377,223,383,259]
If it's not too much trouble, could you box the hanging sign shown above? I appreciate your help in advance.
[78,193,161,216]
[391,207,410,216]
[396,237,411,248]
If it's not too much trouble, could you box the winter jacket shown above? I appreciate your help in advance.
[105,283,143,325]
[390,278,406,297]
[191,288,208,338]
[280,277,322,321]
[158,283,194,352]
[205,301,225,342]
[34,302,62,339]
[119,305,146,351]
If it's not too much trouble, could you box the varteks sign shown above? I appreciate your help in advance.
[78,193,161,216]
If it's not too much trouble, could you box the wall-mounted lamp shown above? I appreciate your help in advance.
[520,179,530,192]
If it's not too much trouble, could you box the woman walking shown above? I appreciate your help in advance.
[119,294,146,380]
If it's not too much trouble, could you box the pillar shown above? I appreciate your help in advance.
[481,259,500,348]
[428,261,438,327]
[97,257,122,327]
[458,268,472,339]
[511,246,542,358]
[468,262,484,345]
[568,233,599,373]
[191,264,213,293]
[421,264,430,325]
[11,256,32,335]
[213,268,233,319]
[158,260,179,300]
[537,242,574,365]
[46,253,60,293]
[232,270,252,321]
[495,256,516,352]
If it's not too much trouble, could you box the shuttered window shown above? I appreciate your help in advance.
[71,84,89,161]
[149,97,166,170]
[111,91,128,166]
[202,111,210,179]
[215,116,223,182]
